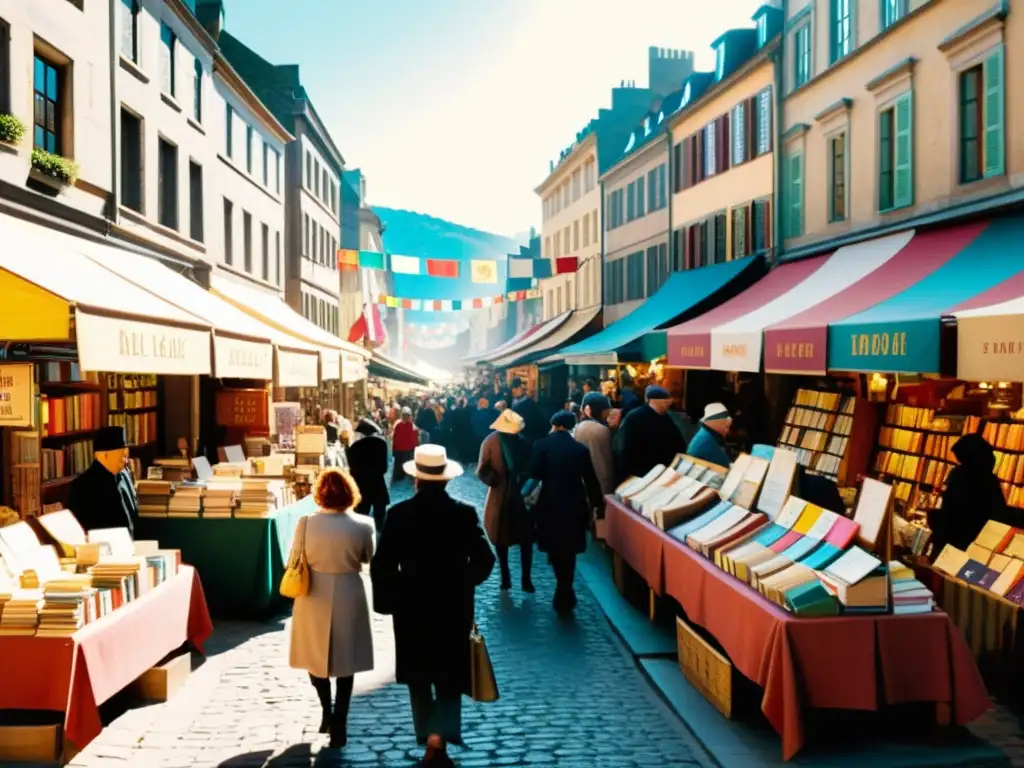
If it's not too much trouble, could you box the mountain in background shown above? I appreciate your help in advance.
[373,207,524,261]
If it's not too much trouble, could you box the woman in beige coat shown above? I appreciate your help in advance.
[288,468,376,749]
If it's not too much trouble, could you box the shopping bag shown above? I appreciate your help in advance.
[469,624,499,702]
[279,516,310,598]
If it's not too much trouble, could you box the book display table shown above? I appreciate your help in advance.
[604,497,991,760]
[135,496,312,615]
[0,565,212,752]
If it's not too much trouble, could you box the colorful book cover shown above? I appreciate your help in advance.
[799,542,843,571]
[956,560,996,586]
[667,501,732,541]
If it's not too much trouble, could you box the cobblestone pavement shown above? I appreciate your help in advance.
[68,472,712,768]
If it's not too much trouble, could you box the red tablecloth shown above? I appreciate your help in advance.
[604,497,991,760]
[0,565,213,750]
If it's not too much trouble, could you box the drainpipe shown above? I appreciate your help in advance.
[666,133,673,268]
[107,0,119,230]
[773,2,787,264]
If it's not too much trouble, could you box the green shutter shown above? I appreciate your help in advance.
[983,45,1005,179]
[893,92,914,209]
[788,152,803,237]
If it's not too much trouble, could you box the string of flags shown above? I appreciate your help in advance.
[338,249,577,285]
[374,289,542,311]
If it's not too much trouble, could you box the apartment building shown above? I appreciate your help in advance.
[781,0,1022,256]
[340,168,387,338]
[209,7,346,337]
[669,6,781,269]
[116,0,290,292]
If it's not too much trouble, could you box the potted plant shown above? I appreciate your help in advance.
[30,147,78,188]
[0,114,26,147]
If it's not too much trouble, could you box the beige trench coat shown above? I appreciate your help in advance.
[477,431,508,544]
[288,510,376,679]
[574,420,615,495]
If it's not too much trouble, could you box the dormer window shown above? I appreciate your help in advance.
[715,43,726,80]
[756,14,768,48]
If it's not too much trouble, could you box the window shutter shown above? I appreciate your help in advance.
[733,103,746,165]
[673,142,682,192]
[893,92,914,209]
[757,88,773,155]
[763,198,772,251]
[733,207,746,259]
[658,243,668,287]
[789,152,804,237]
[983,45,1005,179]
[721,113,731,172]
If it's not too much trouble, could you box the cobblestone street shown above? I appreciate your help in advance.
[68,473,711,768]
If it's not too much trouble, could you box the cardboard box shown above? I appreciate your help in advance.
[0,723,62,763]
[130,652,191,702]
[677,617,732,718]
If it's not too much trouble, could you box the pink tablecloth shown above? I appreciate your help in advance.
[0,565,213,751]
[604,497,992,760]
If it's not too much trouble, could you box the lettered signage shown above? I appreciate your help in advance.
[75,309,211,375]
[0,363,34,427]
[276,348,319,388]
[213,335,273,380]
[957,314,1024,381]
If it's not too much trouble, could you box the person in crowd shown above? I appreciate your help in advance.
[667,406,699,446]
[449,397,473,464]
[391,407,419,483]
[574,393,615,497]
[930,433,1016,557]
[478,409,533,592]
[606,407,622,431]
[511,377,547,455]
[371,445,495,765]
[67,426,137,536]
[345,418,390,532]
[322,410,344,468]
[495,400,508,412]
[289,468,375,749]
[568,378,583,406]
[614,386,687,482]
[582,378,596,399]
[687,403,734,468]
[563,400,574,413]
[470,397,498,463]
[529,412,603,613]
[618,372,641,419]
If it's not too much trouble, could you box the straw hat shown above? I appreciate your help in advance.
[490,408,525,435]
[403,444,464,482]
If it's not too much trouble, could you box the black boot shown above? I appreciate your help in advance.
[521,544,535,593]
[497,547,512,590]
[309,674,331,734]
[330,676,353,748]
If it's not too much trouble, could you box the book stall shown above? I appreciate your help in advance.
[0,511,212,762]
[604,446,990,760]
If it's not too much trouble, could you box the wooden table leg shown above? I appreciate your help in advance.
[649,587,656,621]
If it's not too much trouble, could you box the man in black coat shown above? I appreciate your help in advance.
[345,418,390,532]
[614,385,687,483]
[510,377,547,454]
[67,426,138,536]
[528,412,603,613]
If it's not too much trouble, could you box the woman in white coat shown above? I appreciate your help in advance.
[288,468,376,749]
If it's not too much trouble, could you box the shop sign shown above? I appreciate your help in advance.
[276,348,319,387]
[710,332,761,373]
[828,318,936,374]
[763,328,827,374]
[956,314,1024,381]
[670,333,712,368]
[213,335,273,380]
[75,309,212,376]
[342,353,367,383]
[320,349,341,381]
[0,363,34,427]
[215,388,269,431]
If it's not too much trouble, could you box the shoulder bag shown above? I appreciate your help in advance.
[279,515,310,598]
[470,623,499,702]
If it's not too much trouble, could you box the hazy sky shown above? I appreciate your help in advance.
[226,0,766,237]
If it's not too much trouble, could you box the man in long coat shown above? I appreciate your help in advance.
[345,418,390,531]
[614,385,686,483]
[67,426,138,536]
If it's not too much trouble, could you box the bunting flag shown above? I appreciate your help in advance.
[470,260,499,284]
[337,249,387,271]
[373,288,539,310]
[390,254,421,275]
[426,259,460,278]
[508,256,577,279]
[335,249,510,281]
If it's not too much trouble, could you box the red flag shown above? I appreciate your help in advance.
[347,313,367,343]
[472,298,483,309]
[402,299,413,309]
[432,300,443,311]
[425,259,460,278]
[555,257,578,274]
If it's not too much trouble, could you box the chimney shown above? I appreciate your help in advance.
[195,0,226,40]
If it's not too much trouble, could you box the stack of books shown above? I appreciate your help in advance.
[136,480,173,517]
[88,560,144,604]
[168,484,204,518]
[889,561,934,614]
[236,478,284,518]
[932,520,1024,601]
[202,478,241,519]
[37,575,95,636]
[0,590,43,636]
[817,547,888,612]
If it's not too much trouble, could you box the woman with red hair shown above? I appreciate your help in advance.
[288,468,376,749]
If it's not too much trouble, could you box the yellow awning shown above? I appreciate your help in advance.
[210,276,369,383]
[0,213,212,375]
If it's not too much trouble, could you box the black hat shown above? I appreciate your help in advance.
[550,411,576,430]
[645,385,671,401]
[94,426,127,451]
[582,392,611,417]
[355,418,382,436]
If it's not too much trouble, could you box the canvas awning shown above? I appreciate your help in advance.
[461,315,554,366]
[369,351,431,386]
[498,306,602,368]
[479,311,573,368]
[953,280,1024,381]
[211,276,369,384]
[0,213,212,375]
[552,254,764,366]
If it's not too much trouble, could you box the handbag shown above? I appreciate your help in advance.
[469,624,499,702]
[279,515,310,598]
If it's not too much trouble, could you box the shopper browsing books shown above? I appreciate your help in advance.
[686,404,734,468]
[66,426,138,537]
[614,386,687,482]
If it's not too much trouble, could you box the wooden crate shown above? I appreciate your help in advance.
[676,617,732,718]
[0,724,62,763]
[130,652,191,702]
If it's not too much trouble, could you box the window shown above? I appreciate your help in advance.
[554,231,561,257]
[120,109,143,213]
[544,236,551,258]
[626,252,644,301]
[573,220,580,251]
[322,169,328,203]
[314,159,320,197]
[794,24,811,89]
[225,103,233,157]
[831,0,852,63]
[704,123,717,178]
[881,0,906,31]
[275,232,281,285]
[787,150,803,237]
[189,161,203,242]
[732,102,746,165]
[572,168,581,201]
[714,213,727,263]
[756,88,773,156]
[303,213,309,257]
[959,49,1004,184]
[120,0,139,63]
[563,226,570,254]
[243,210,252,273]
[582,215,590,248]
[33,55,61,154]
[878,92,913,211]
[157,138,178,230]
[647,169,657,212]
[753,199,771,253]
[626,181,636,221]
[756,14,769,49]
[246,125,253,173]
[658,164,667,209]
[646,246,659,296]
[262,143,269,186]
[160,23,176,96]
[829,134,847,221]
[193,59,202,123]
[223,199,233,265]
[305,151,311,188]
[312,223,318,264]
[593,208,598,243]
[261,223,269,281]
[636,175,645,218]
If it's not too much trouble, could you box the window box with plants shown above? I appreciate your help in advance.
[0,114,26,151]
[29,148,78,191]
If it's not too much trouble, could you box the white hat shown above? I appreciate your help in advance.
[403,444,464,482]
[490,408,525,435]
[702,403,732,422]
